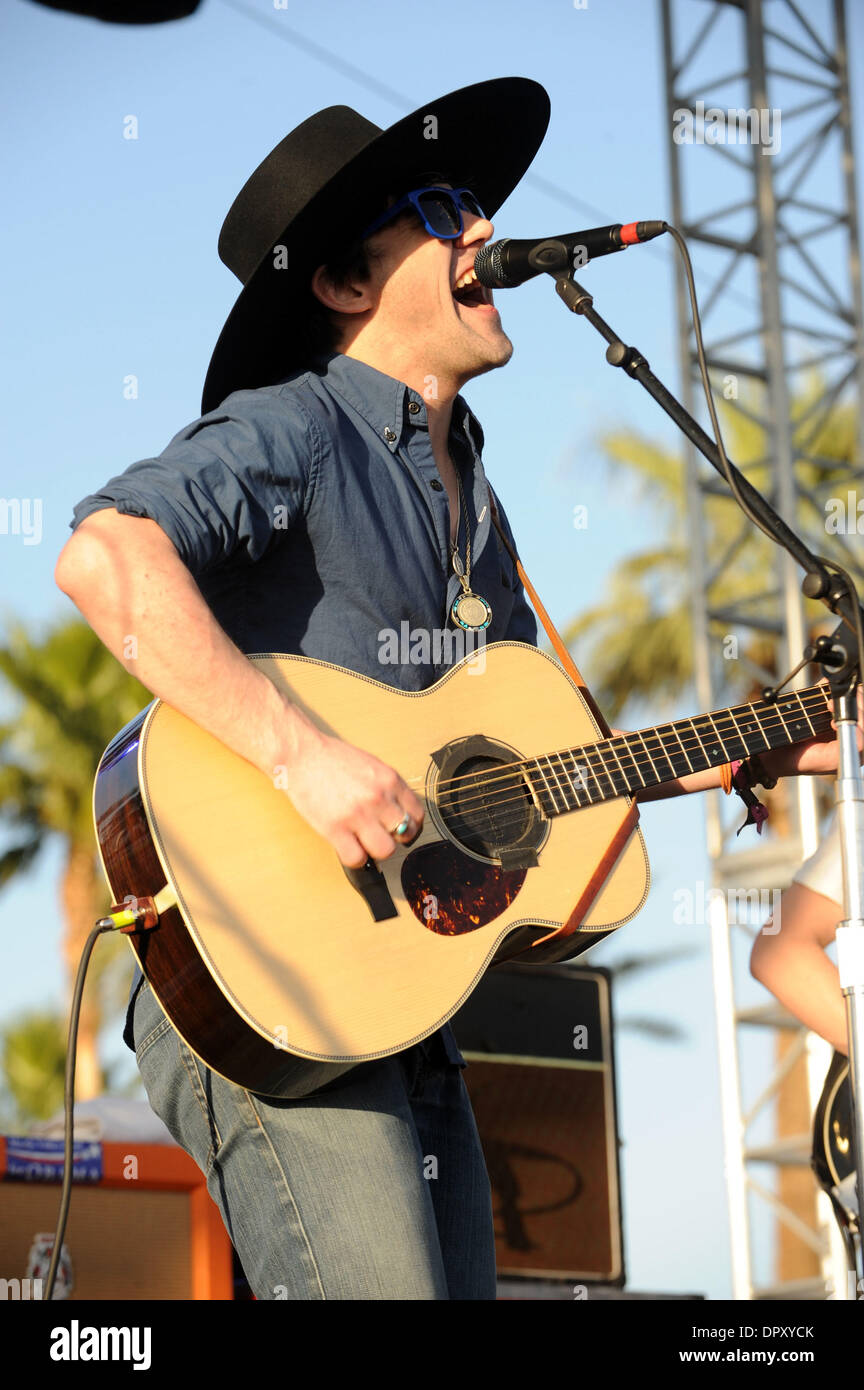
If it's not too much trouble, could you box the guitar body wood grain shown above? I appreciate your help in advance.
[94,642,649,1094]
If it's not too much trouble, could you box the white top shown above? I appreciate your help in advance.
[793,814,843,903]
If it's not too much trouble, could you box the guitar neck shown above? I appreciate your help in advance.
[525,683,834,817]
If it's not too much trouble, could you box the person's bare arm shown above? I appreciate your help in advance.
[55,508,423,867]
[750,881,848,1054]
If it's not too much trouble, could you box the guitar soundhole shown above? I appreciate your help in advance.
[429,735,547,864]
[399,736,546,935]
[439,754,530,856]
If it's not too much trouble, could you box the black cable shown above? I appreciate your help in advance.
[43,919,115,1302]
[667,223,783,551]
[667,222,864,692]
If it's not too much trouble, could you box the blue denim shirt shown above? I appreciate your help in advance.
[71,351,538,1069]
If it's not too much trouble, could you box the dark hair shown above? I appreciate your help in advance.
[300,171,471,358]
[299,234,388,358]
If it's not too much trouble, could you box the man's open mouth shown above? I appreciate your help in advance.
[452,266,493,307]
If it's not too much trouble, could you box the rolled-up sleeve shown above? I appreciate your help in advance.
[70,389,317,577]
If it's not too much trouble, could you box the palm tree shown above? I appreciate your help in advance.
[0,1011,66,1128]
[0,618,151,1103]
[563,376,860,718]
[0,1007,143,1131]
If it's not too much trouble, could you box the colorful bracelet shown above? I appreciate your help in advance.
[720,758,771,835]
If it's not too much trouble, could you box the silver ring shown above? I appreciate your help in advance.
[392,816,411,837]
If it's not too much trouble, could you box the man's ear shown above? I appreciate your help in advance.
[310,264,377,318]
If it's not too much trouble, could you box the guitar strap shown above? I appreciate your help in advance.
[487,488,641,947]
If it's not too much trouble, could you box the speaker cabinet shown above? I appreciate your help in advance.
[0,1138,232,1300]
[451,963,623,1284]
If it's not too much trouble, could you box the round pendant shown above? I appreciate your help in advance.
[451,590,492,631]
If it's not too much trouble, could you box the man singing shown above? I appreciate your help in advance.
[55,78,846,1299]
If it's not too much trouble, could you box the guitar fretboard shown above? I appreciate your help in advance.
[522,683,834,816]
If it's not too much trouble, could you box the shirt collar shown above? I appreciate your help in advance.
[309,351,485,459]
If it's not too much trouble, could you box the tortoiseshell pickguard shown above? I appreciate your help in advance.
[401,841,526,935]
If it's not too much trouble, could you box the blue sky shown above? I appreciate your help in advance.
[2,0,863,1300]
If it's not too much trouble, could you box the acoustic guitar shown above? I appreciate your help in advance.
[812,1050,858,1240]
[94,641,832,1096]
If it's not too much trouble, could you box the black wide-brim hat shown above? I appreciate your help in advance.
[201,77,550,414]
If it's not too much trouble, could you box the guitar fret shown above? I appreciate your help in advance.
[639,727,679,784]
[616,736,647,787]
[635,730,662,784]
[773,692,817,745]
[542,755,570,814]
[521,763,551,816]
[704,712,732,760]
[796,691,817,736]
[541,684,833,815]
[687,716,728,771]
[771,698,794,744]
[530,759,561,816]
[713,709,753,762]
[569,749,609,804]
[721,706,750,761]
[725,702,770,755]
[570,751,605,803]
[569,746,616,801]
[657,721,694,776]
[672,720,693,770]
[560,751,590,807]
[605,738,636,792]
[592,747,624,798]
[729,705,771,757]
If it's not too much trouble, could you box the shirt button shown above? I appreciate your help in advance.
[430,479,444,491]
[383,427,397,442]
[408,401,421,414]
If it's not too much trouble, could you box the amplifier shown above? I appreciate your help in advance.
[0,1138,232,1300]
[451,963,624,1284]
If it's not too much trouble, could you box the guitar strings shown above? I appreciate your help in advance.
[413,686,833,798]
[429,695,835,816]
[415,688,837,840]
[422,704,836,838]
[423,732,837,827]
[408,686,832,797]
[404,688,834,815]
[433,733,838,828]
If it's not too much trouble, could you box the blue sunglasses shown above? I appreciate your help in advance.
[360,186,487,241]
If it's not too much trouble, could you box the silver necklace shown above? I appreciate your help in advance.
[449,469,492,631]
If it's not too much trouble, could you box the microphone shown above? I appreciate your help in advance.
[474,221,668,289]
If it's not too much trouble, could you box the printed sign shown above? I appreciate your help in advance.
[5,1137,102,1182]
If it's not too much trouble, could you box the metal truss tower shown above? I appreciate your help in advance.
[660,0,864,1298]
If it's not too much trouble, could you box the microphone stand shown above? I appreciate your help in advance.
[551,264,864,1294]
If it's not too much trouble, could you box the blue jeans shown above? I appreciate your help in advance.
[130,977,497,1300]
